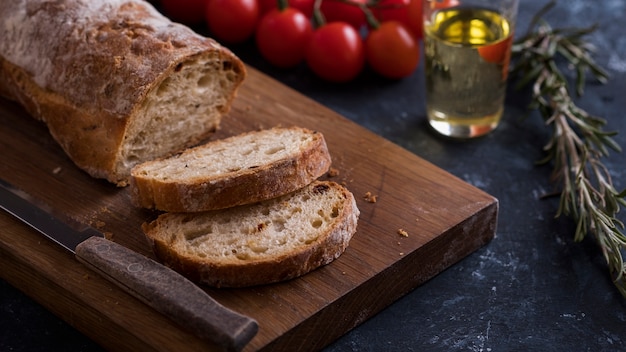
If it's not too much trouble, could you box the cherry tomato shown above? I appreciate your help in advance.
[478,35,513,80]
[372,0,410,20]
[373,0,423,40]
[205,0,260,43]
[288,0,315,17]
[306,22,365,82]
[256,8,313,68]
[259,0,315,17]
[258,0,277,14]
[478,35,513,64]
[428,0,460,10]
[365,21,420,79]
[160,0,209,24]
[320,0,368,30]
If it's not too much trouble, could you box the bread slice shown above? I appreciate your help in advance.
[0,0,245,185]
[141,181,360,288]
[129,127,332,212]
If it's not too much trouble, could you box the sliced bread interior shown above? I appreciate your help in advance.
[141,181,360,288]
[130,127,332,212]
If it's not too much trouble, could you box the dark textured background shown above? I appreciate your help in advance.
[2,0,625,350]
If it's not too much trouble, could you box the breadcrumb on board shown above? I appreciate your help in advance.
[327,167,340,177]
[364,191,378,203]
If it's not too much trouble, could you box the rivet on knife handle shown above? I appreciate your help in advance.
[75,236,258,352]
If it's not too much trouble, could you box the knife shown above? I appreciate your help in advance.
[0,178,258,352]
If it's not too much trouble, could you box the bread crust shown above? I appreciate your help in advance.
[130,127,332,212]
[142,181,360,288]
[0,0,246,185]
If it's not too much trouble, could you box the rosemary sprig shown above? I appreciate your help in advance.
[510,1,626,297]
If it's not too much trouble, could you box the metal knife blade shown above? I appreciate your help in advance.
[0,178,258,352]
[0,179,102,252]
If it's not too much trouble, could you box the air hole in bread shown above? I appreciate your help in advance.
[180,215,195,224]
[331,206,340,218]
[264,146,285,155]
[313,184,330,195]
[273,219,286,232]
[197,74,213,89]
[305,236,319,245]
[184,229,207,242]
[235,252,250,260]
[156,77,171,96]
[248,241,268,253]
[255,222,269,232]
[174,63,183,72]
[311,219,323,228]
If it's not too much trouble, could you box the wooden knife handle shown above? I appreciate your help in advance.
[75,236,258,352]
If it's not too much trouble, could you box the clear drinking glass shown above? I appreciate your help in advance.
[423,0,519,138]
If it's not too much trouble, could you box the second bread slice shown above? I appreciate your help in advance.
[130,127,332,212]
[142,181,360,287]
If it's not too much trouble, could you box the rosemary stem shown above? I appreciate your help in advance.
[511,3,626,297]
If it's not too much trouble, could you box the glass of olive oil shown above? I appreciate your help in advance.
[423,0,518,138]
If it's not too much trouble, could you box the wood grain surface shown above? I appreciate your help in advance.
[0,66,498,351]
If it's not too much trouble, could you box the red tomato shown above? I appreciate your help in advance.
[372,0,410,19]
[429,0,460,10]
[259,0,315,17]
[258,0,277,14]
[256,8,313,68]
[160,0,208,24]
[478,35,513,64]
[373,0,423,40]
[205,0,259,43]
[306,22,365,82]
[478,35,513,80]
[288,0,315,17]
[320,0,368,30]
[365,21,420,79]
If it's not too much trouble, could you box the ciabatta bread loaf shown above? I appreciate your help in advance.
[0,0,246,185]
[130,127,332,212]
[142,181,360,288]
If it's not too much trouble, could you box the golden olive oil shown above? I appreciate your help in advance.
[424,7,513,138]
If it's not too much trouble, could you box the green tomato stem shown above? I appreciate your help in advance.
[312,0,326,27]
[277,0,289,11]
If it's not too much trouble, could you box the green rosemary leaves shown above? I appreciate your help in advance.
[510,1,626,297]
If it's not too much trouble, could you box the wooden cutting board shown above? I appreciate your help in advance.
[0,66,498,352]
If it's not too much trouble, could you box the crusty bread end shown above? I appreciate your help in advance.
[0,0,245,185]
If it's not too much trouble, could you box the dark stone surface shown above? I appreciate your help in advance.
[2,0,625,351]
